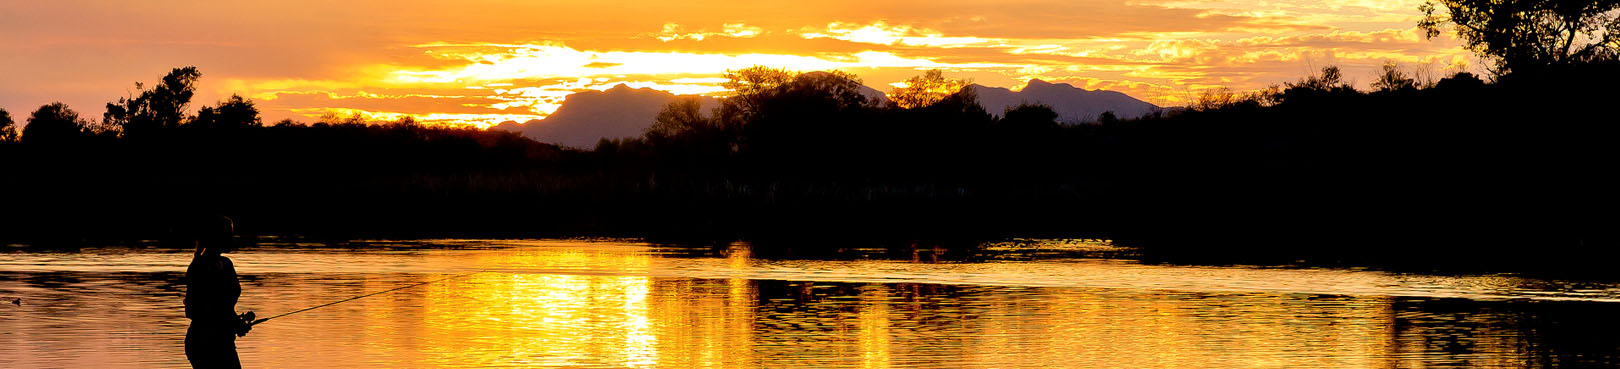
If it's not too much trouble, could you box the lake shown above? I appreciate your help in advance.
[3,239,1619,368]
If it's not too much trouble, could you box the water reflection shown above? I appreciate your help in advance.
[2,240,1619,367]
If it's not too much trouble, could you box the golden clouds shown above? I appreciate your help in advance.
[397,43,925,83]
[652,23,765,42]
[801,22,994,48]
[0,0,1478,126]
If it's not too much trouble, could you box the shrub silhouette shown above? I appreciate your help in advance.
[20,102,89,145]
[191,95,262,131]
[0,108,16,143]
[888,69,971,109]
[646,96,714,142]
[1371,61,1420,92]
[999,103,1059,131]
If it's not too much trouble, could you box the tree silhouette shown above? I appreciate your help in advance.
[779,70,873,111]
[1288,66,1349,91]
[0,108,16,143]
[1193,87,1240,111]
[1433,71,1486,90]
[1421,0,1620,76]
[646,95,714,142]
[104,66,202,138]
[999,103,1060,131]
[1192,85,1279,111]
[1275,66,1357,103]
[711,67,871,130]
[21,102,89,145]
[1371,61,1420,92]
[717,66,795,126]
[191,94,262,131]
[889,70,971,109]
[1097,111,1120,124]
[731,69,873,163]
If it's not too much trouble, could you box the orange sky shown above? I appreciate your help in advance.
[0,0,1477,128]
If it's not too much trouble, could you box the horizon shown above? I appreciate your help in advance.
[1,0,1478,129]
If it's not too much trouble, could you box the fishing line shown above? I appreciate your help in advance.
[250,270,486,325]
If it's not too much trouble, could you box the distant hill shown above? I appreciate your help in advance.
[493,78,889,148]
[971,79,1159,123]
[493,84,717,148]
[497,78,1162,147]
[860,84,891,105]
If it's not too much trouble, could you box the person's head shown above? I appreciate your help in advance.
[192,216,236,255]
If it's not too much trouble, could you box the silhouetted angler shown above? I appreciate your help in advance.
[184,216,252,369]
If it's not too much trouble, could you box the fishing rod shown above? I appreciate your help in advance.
[243,270,486,327]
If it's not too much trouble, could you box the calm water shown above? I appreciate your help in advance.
[3,239,1619,368]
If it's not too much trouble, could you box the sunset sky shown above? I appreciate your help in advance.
[0,0,1477,128]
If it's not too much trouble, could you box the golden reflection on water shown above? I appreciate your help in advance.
[5,240,1617,368]
[422,249,657,367]
[275,245,1417,368]
[859,285,891,369]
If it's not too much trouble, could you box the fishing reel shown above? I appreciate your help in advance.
[236,311,260,337]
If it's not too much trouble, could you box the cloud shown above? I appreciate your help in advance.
[801,21,994,47]
[261,91,511,115]
[723,23,764,38]
[386,43,1009,85]
[649,22,766,42]
[0,0,1478,126]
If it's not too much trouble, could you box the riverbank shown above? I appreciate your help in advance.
[4,67,1616,275]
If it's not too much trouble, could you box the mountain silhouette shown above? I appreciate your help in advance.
[494,77,891,147]
[860,84,891,105]
[972,79,1159,123]
[494,78,1157,147]
[494,84,718,148]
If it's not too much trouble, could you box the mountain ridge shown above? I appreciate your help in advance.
[493,84,717,148]
[496,78,1161,147]
[971,79,1160,123]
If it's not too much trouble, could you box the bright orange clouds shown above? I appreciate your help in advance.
[0,0,1474,128]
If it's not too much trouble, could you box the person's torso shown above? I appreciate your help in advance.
[184,254,240,322]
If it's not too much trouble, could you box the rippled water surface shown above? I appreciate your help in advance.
[4,239,1619,368]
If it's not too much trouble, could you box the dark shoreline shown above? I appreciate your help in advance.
[9,232,1619,283]
[5,67,1618,280]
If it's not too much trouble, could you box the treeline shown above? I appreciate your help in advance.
[1109,64,1620,270]
[2,62,1618,266]
[0,67,1131,244]
[0,68,573,240]
[578,61,1620,271]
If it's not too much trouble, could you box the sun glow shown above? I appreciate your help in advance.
[8,0,1476,128]
[390,43,998,84]
[289,107,543,129]
[652,22,765,41]
[288,42,1017,125]
[801,21,994,47]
